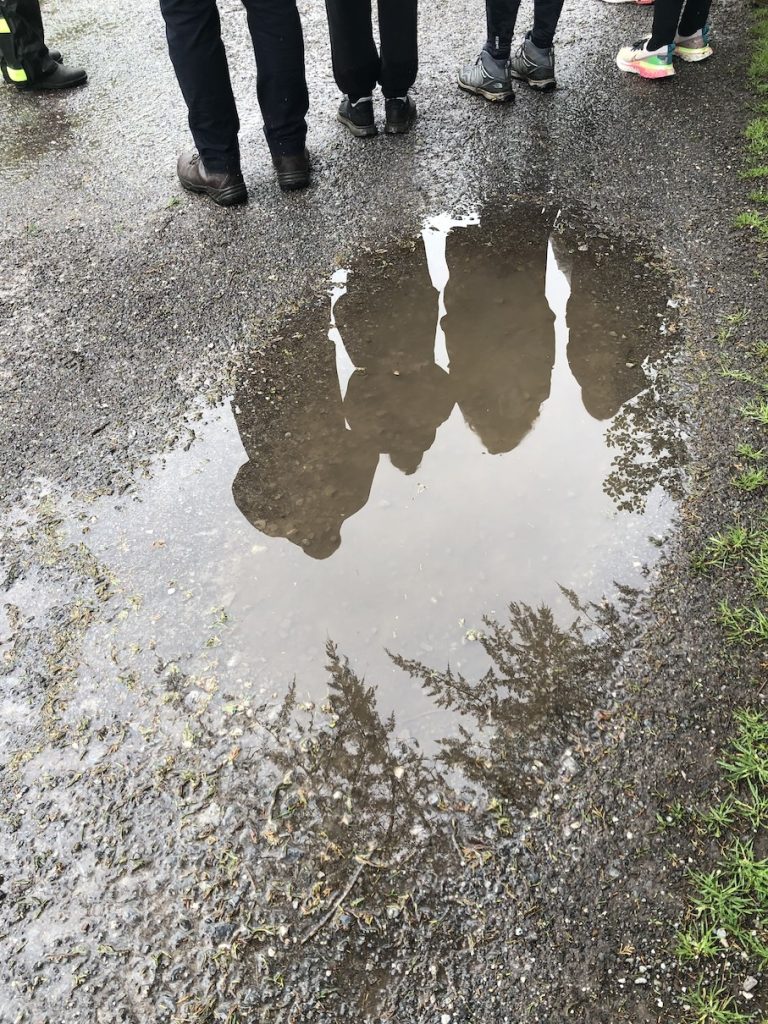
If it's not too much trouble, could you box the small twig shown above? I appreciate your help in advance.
[299,860,366,945]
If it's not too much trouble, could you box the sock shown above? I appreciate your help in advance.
[349,94,373,106]
[484,36,511,62]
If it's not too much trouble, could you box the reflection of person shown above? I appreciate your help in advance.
[335,248,453,473]
[0,0,86,89]
[325,0,417,137]
[442,217,556,454]
[232,346,379,560]
[565,247,659,421]
[159,0,310,207]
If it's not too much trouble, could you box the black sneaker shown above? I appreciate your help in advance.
[384,95,416,134]
[508,32,556,90]
[337,95,377,138]
[457,49,514,102]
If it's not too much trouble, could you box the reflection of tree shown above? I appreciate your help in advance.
[391,586,640,805]
[180,588,640,1020]
[603,367,687,514]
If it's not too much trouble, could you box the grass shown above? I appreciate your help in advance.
[737,9,768,238]
[675,712,768,1023]
[672,13,768,1024]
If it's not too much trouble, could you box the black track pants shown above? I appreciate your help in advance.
[648,0,711,46]
[485,0,565,55]
[324,0,418,101]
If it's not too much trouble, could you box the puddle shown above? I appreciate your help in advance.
[78,204,684,791]
[2,205,689,1022]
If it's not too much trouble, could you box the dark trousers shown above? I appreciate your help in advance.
[485,0,564,55]
[324,0,418,101]
[649,0,711,46]
[0,0,54,81]
[159,0,309,172]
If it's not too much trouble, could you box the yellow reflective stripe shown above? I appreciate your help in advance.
[0,18,10,32]
[6,65,27,82]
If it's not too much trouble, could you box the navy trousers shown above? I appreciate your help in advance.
[160,0,309,171]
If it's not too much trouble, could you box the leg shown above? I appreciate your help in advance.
[323,0,379,101]
[677,0,712,36]
[0,0,53,82]
[159,0,241,172]
[377,0,418,97]
[243,0,309,155]
[485,0,521,60]
[648,0,686,46]
[531,0,565,49]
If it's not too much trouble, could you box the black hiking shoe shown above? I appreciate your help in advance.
[337,95,377,138]
[457,49,514,102]
[384,94,416,134]
[272,149,311,192]
[508,33,557,90]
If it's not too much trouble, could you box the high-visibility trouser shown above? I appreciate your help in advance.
[0,0,49,84]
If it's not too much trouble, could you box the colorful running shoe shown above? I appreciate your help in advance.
[600,0,654,5]
[674,24,713,61]
[616,38,675,78]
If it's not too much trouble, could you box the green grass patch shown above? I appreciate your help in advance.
[737,10,768,234]
[676,712,768,1013]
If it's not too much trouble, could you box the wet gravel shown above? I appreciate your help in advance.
[2,0,767,1020]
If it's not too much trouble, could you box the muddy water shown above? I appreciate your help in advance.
[81,206,682,776]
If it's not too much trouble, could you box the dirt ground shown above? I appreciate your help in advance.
[2,0,766,1021]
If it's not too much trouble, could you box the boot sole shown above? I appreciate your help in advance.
[457,77,514,102]
[336,113,377,138]
[276,171,310,192]
[384,120,415,134]
[18,72,88,90]
[509,72,556,90]
[179,178,248,207]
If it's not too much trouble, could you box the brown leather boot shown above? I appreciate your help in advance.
[177,150,247,207]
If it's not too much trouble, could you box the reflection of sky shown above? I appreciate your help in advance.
[83,218,674,751]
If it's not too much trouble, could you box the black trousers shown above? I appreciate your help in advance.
[159,0,309,172]
[649,0,711,46]
[324,0,418,101]
[0,0,55,82]
[485,0,564,54]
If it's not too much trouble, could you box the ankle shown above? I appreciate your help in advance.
[483,42,510,64]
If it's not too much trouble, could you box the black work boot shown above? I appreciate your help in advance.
[508,32,556,90]
[17,62,87,90]
[272,149,311,192]
[337,95,377,138]
[384,95,416,134]
[177,150,247,206]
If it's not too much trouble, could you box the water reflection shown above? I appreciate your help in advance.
[232,210,678,560]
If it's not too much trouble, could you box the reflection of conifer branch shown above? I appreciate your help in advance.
[603,376,687,514]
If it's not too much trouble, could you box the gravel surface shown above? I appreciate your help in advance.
[2,0,766,1021]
